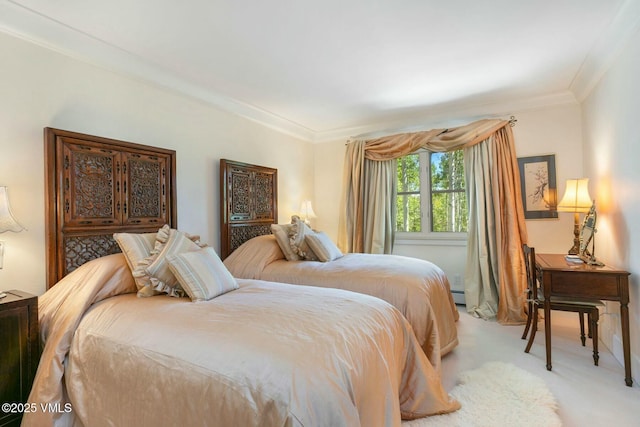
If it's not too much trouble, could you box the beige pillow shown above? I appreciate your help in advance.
[271,216,319,261]
[131,225,209,297]
[223,234,285,278]
[113,231,157,291]
[135,229,202,297]
[289,216,318,261]
[305,232,343,262]
[271,223,299,261]
[168,247,239,301]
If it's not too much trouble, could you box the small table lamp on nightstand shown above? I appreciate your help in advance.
[299,200,317,226]
[0,186,26,269]
[557,178,592,255]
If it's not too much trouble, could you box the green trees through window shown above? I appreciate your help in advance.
[396,154,421,232]
[396,150,468,233]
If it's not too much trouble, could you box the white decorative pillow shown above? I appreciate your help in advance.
[304,232,343,262]
[289,215,318,261]
[168,247,239,301]
[135,229,202,297]
[271,223,299,261]
[113,231,157,291]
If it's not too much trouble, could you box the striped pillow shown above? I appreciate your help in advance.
[139,229,201,297]
[304,232,343,262]
[168,247,239,301]
[113,232,157,291]
[289,216,319,261]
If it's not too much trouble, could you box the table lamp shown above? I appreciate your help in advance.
[299,200,317,225]
[556,178,592,255]
[0,186,26,269]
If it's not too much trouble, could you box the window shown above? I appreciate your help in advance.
[396,150,467,235]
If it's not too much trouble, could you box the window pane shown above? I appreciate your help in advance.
[397,154,420,193]
[431,151,465,191]
[396,193,421,232]
[395,150,467,235]
[431,191,467,232]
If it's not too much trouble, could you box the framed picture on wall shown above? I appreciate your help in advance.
[517,154,558,219]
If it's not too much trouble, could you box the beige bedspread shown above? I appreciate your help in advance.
[224,235,459,368]
[24,253,459,427]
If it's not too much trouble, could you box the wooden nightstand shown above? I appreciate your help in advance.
[0,290,39,427]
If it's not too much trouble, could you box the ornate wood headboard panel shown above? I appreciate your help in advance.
[44,128,177,288]
[220,159,277,260]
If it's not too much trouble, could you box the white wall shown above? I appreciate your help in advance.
[581,27,640,382]
[0,31,314,297]
[313,71,639,382]
[313,103,585,295]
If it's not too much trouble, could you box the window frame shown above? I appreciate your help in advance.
[395,150,468,246]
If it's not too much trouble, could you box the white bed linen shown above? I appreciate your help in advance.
[24,253,459,427]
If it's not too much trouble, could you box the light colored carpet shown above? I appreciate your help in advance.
[403,361,562,427]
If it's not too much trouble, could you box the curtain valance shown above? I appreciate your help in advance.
[352,118,509,160]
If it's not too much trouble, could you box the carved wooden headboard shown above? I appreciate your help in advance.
[44,128,177,288]
[219,159,277,259]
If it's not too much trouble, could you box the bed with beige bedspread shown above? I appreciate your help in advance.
[24,253,459,427]
[223,234,459,369]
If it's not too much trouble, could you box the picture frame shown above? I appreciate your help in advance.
[517,154,558,219]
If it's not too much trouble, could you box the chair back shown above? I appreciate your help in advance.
[523,244,539,300]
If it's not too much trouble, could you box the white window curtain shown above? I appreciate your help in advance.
[338,119,528,324]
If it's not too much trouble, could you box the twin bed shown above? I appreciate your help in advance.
[25,129,460,427]
[220,159,459,368]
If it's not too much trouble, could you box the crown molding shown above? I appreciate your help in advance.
[570,0,640,102]
[0,2,589,144]
[311,91,578,143]
[0,1,316,142]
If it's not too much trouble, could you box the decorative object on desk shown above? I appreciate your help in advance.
[517,154,558,220]
[579,202,604,266]
[565,254,583,264]
[299,200,316,225]
[0,186,26,269]
[557,178,592,255]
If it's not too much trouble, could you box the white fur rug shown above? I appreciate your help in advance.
[403,362,562,427]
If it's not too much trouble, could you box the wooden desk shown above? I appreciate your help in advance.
[536,253,632,386]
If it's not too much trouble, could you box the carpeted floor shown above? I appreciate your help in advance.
[415,309,640,426]
[403,361,561,427]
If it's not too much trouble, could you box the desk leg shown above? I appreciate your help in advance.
[545,299,552,371]
[621,302,633,386]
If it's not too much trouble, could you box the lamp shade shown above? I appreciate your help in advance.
[557,178,592,213]
[299,200,317,219]
[0,186,25,233]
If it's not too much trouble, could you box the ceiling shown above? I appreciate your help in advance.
[0,0,637,141]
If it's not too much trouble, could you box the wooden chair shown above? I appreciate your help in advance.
[521,244,604,365]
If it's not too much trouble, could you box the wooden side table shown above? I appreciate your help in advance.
[0,290,39,427]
